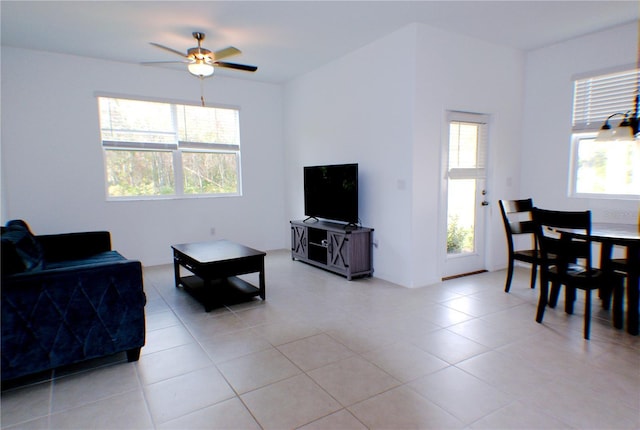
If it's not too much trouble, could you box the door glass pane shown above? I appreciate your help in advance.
[449,122,481,168]
[447,179,476,254]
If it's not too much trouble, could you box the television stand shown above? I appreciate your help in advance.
[290,219,374,280]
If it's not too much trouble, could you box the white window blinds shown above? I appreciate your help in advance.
[572,68,640,132]
[177,105,240,151]
[97,97,240,151]
[447,111,489,179]
[98,97,178,150]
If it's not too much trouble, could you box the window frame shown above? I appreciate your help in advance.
[97,95,243,201]
[569,67,639,200]
[569,132,640,201]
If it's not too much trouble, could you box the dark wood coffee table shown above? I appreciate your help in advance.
[171,240,266,311]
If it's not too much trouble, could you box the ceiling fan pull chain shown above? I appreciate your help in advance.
[200,76,205,107]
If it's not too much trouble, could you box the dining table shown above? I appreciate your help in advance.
[562,223,640,335]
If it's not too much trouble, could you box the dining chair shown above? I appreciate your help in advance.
[598,248,628,330]
[611,255,640,334]
[499,198,541,292]
[532,208,623,340]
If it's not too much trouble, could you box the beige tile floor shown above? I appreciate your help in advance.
[2,249,639,429]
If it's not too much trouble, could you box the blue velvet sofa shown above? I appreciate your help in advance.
[1,220,146,381]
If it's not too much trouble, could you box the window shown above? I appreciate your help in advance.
[97,96,242,199]
[570,68,639,199]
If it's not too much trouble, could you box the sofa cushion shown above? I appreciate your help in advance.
[1,220,43,275]
[1,229,24,275]
[44,250,126,270]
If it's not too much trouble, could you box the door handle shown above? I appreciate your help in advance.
[481,189,489,206]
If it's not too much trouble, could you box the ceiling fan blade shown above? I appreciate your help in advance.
[211,47,241,61]
[150,42,188,58]
[214,61,258,72]
[141,60,190,65]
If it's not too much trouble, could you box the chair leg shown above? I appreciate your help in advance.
[612,277,624,329]
[600,284,612,310]
[584,290,592,340]
[504,258,515,292]
[565,287,576,314]
[529,264,538,289]
[536,279,549,323]
[549,282,561,308]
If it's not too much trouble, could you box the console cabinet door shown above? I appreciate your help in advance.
[328,232,349,271]
[291,225,308,259]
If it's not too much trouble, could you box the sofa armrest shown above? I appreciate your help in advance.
[37,231,112,262]
[2,259,146,381]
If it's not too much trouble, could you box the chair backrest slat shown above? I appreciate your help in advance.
[509,219,536,235]
[499,199,536,251]
[501,199,534,214]
[532,208,592,270]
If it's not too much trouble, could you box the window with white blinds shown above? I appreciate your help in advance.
[176,104,240,151]
[98,97,240,150]
[572,68,640,132]
[97,96,242,199]
[569,67,640,200]
[447,111,488,180]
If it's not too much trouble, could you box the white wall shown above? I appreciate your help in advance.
[284,25,417,286]
[1,47,287,266]
[521,21,640,222]
[412,24,525,285]
[284,23,525,287]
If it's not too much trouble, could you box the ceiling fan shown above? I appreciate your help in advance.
[143,32,258,78]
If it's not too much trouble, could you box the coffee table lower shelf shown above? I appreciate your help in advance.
[178,275,261,311]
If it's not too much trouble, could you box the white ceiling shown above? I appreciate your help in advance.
[2,1,638,83]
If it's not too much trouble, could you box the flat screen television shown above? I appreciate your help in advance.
[304,163,358,224]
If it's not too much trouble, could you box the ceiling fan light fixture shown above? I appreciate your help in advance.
[188,60,214,77]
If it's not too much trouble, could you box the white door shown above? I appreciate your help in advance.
[441,111,490,279]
